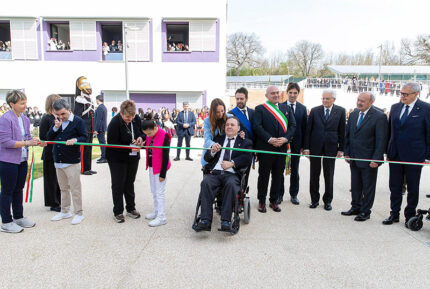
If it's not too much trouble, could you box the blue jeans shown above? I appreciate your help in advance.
[97,132,106,159]
[0,161,28,224]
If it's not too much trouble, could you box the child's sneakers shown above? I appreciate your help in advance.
[148,217,167,227]
[145,212,157,220]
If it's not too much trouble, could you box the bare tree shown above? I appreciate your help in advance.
[287,40,324,77]
[227,33,265,76]
[380,41,400,65]
[401,35,430,64]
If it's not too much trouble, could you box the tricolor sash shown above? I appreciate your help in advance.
[232,107,254,139]
[263,101,288,133]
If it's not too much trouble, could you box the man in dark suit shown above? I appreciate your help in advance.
[304,90,346,211]
[174,102,196,161]
[228,87,255,141]
[342,92,388,221]
[253,85,296,213]
[194,117,253,232]
[383,82,430,227]
[94,95,107,163]
[278,82,307,205]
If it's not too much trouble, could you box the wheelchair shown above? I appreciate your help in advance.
[406,194,430,231]
[192,166,251,235]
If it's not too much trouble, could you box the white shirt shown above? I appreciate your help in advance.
[18,116,27,162]
[212,135,236,173]
[356,108,370,126]
[239,107,249,119]
[287,101,296,113]
[324,105,333,115]
[400,98,417,118]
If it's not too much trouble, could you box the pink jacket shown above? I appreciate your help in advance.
[145,128,171,174]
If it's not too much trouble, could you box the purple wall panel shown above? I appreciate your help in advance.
[161,20,220,62]
[130,93,176,111]
[42,20,102,61]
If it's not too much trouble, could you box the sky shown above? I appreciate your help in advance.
[227,0,430,57]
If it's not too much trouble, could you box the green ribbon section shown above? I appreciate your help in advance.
[45,140,430,167]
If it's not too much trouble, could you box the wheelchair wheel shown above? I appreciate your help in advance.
[407,216,423,231]
[231,215,240,235]
[243,197,251,224]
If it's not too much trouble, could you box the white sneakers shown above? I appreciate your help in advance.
[51,212,73,221]
[71,215,84,225]
[1,222,24,233]
[148,217,167,227]
[14,217,36,228]
[51,212,83,225]
[145,212,157,220]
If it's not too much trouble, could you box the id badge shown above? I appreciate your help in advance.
[129,144,138,156]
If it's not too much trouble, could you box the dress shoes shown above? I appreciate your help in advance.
[382,215,399,225]
[269,202,281,212]
[50,206,61,212]
[276,196,283,205]
[309,202,319,209]
[97,158,107,163]
[173,157,180,161]
[89,170,97,174]
[258,203,267,213]
[185,157,193,161]
[324,203,332,211]
[197,219,211,230]
[341,208,360,216]
[82,171,92,176]
[290,196,299,205]
[426,214,430,222]
[354,213,370,222]
[220,220,231,231]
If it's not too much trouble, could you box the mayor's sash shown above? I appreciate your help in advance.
[262,101,288,133]
[232,107,253,139]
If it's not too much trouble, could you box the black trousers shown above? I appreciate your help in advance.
[279,154,301,200]
[108,158,139,216]
[43,159,61,208]
[257,153,286,204]
[200,173,239,222]
[82,133,93,172]
[310,155,335,204]
[176,131,191,158]
[389,162,423,220]
[96,132,106,159]
[350,162,378,215]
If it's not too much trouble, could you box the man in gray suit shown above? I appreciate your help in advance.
[342,92,388,221]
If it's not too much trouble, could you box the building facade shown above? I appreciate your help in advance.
[0,0,227,119]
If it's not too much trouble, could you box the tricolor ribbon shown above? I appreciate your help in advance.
[25,149,35,203]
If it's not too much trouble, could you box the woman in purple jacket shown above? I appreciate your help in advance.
[0,90,41,233]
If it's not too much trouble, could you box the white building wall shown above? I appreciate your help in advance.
[0,0,227,109]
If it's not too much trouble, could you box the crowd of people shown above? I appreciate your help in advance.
[0,40,11,52]
[103,40,123,55]
[0,79,429,236]
[166,42,189,52]
[47,38,70,50]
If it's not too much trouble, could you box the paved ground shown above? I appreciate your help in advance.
[1,138,430,289]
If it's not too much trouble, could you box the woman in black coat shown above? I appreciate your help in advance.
[39,94,62,212]
[106,100,146,223]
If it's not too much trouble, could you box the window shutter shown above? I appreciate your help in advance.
[70,20,96,51]
[124,21,150,61]
[189,21,202,51]
[10,20,38,60]
[189,20,217,52]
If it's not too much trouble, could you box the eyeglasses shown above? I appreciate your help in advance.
[400,92,416,97]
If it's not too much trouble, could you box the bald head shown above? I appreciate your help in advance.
[265,85,280,104]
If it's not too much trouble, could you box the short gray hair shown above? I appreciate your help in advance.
[359,91,375,101]
[266,85,279,94]
[6,90,27,107]
[52,99,70,111]
[322,89,336,99]
[402,82,421,93]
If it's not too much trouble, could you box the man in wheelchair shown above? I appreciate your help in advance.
[194,117,253,232]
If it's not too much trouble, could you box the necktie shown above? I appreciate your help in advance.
[325,109,330,121]
[290,103,295,114]
[223,138,234,161]
[400,105,409,125]
[241,109,248,119]
[356,112,364,128]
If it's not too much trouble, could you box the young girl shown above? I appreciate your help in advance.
[142,120,171,227]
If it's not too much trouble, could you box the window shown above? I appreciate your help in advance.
[69,20,96,50]
[0,22,11,53]
[10,19,38,60]
[124,21,150,61]
[48,23,70,50]
[166,24,189,52]
[165,20,216,52]
[101,23,123,60]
